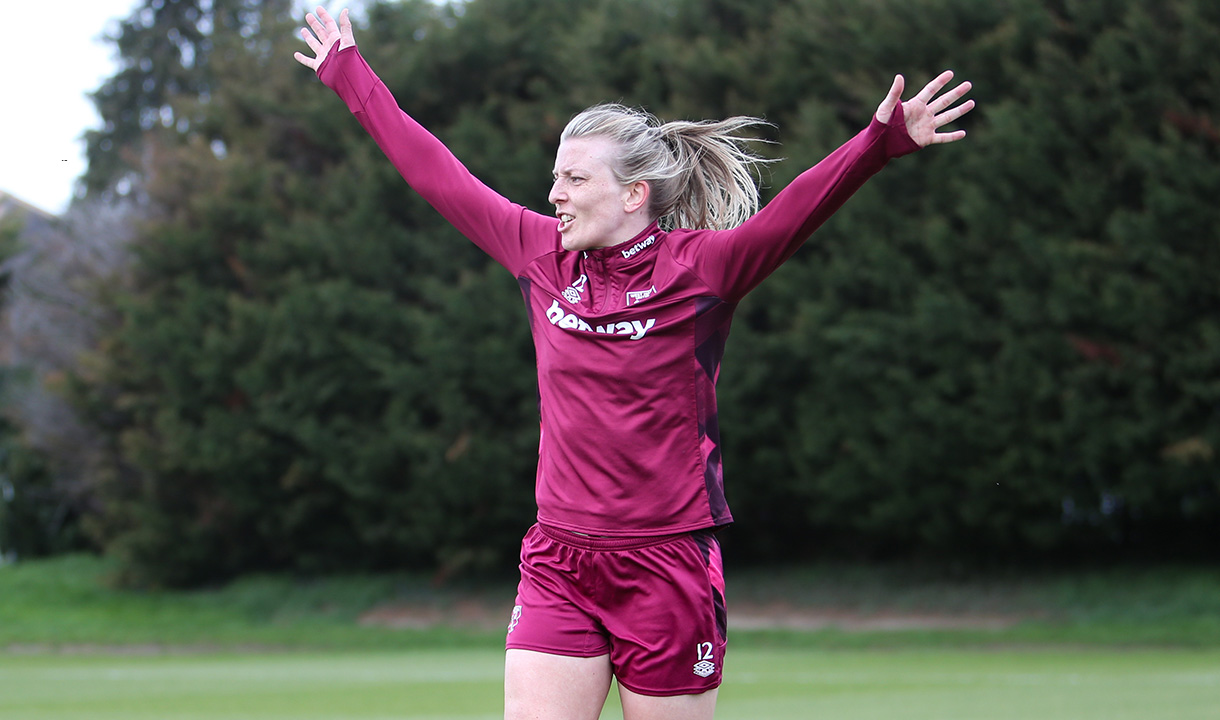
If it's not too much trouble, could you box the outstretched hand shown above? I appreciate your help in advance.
[293,6,355,73]
[875,71,974,147]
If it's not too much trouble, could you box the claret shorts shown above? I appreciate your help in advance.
[505,523,728,697]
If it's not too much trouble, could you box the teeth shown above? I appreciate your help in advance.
[560,214,574,222]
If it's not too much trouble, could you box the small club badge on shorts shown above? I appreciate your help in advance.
[507,605,522,634]
[693,659,716,678]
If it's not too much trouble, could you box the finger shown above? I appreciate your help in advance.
[930,129,967,145]
[927,81,972,115]
[876,74,904,122]
[914,70,955,106]
[305,12,326,38]
[933,98,975,129]
[317,6,339,35]
[339,7,355,47]
[886,74,904,104]
[293,51,316,70]
[301,27,322,55]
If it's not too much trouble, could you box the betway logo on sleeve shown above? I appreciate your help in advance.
[545,300,655,340]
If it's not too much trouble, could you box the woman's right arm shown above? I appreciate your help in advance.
[294,7,556,275]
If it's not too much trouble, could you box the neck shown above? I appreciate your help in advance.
[597,216,656,249]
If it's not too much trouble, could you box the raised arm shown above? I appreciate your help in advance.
[682,72,975,302]
[293,7,557,275]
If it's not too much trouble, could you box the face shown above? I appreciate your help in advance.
[549,136,648,252]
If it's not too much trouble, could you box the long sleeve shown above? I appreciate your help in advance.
[317,45,557,275]
[676,106,921,303]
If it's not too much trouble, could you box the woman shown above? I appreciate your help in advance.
[295,7,973,720]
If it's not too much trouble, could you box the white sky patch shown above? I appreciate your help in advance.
[0,0,372,215]
[0,0,138,214]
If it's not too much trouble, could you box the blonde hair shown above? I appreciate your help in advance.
[560,104,775,231]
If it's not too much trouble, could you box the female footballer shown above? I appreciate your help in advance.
[295,7,973,719]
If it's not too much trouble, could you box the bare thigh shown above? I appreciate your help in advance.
[504,649,613,720]
[618,684,718,720]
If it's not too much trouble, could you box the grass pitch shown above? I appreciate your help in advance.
[717,648,1220,720]
[3,555,1220,718]
[2,647,1218,720]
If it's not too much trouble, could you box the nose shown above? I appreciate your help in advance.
[548,179,564,206]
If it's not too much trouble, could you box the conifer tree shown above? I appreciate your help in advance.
[71,0,1220,584]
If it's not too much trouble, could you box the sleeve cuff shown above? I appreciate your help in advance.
[879,102,921,158]
[317,45,376,113]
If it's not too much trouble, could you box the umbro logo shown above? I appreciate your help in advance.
[563,274,588,304]
[693,641,716,677]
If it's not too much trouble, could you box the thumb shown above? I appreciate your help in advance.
[875,74,904,123]
[339,8,355,48]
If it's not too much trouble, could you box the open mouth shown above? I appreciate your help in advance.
[557,213,574,232]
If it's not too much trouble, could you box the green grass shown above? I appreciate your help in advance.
[4,555,1220,718]
[4,554,1220,650]
[0,554,505,650]
[2,648,1218,719]
[0,650,505,719]
[725,561,1220,648]
[717,648,1220,720]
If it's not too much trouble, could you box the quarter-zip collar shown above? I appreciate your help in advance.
[581,221,663,267]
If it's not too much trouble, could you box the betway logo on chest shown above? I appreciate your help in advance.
[545,300,655,340]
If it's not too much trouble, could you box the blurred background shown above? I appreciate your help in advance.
[1,0,1217,593]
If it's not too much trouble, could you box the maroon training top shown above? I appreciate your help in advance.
[319,45,920,537]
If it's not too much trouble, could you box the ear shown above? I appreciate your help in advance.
[623,181,650,215]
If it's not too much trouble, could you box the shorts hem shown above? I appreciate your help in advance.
[615,677,723,698]
[505,642,610,659]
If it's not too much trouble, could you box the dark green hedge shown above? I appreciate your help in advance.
[44,0,1220,585]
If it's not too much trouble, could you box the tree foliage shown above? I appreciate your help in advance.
[56,0,1220,585]
[719,0,1220,563]
[0,209,90,560]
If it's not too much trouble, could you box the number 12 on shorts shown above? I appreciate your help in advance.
[693,641,716,678]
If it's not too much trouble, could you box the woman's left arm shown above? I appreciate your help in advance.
[684,72,974,302]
